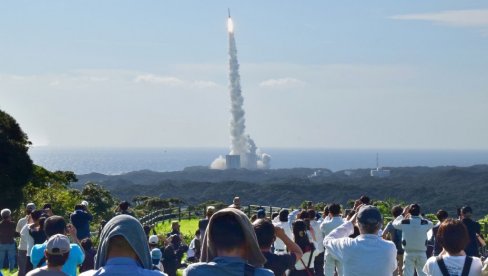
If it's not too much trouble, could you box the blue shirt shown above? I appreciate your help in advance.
[30,242,84,276]
[184,256,273,276]
[70,210,93,240]
[78,257,165,276]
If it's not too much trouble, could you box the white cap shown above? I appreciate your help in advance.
[81,201,89,207]
[26,203,36,211]
[46,234,71,255]
[148,235,159,245]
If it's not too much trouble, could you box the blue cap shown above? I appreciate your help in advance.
[151,248,162,264]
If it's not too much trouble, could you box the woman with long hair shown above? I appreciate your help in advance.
[289,219,319,276]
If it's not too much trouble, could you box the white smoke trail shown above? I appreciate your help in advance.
[227,17,248,156]
[210,16,271,170]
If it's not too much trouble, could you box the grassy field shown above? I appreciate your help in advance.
[153,218,199,243]
[1,269,17,276]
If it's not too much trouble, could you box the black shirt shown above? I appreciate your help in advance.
[262,251,296,276]
[462,218,481,257]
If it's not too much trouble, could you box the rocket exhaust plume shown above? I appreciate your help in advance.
[211,11,271,170]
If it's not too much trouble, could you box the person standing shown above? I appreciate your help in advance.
[198,206,214,240]
[30,216,84,276]
[184,208,273,276]
[460,206,482,257]
[17,203,36,276]
[26,234,71,276]
[382,205,405,276]
[273,209,294,253]
[70,204,93,241]
[393,204,433,276]
[423,219,482,276]
[323,205,397,276]
[253,218,303,276]
[0,209,17,272]
[320,203,344,276]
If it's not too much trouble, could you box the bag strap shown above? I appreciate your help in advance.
[461,256,473,276]
[436,256,450,276]
[298,248,315,276]
[244,263,255,276]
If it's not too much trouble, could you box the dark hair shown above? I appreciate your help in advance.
[329,203,341,216]
[437,219,470,254]
[31,210,44,221]
[43,204,52,209]
[44,216,67,237]
[461,206,473,216]
[119,201,130,211]
[253,219,275,248]
[391,205,403,218]
[359,196,371,205]
[323,206,330,216]
[279,209,289,222]
[292,219,314,252]
[271,212,279,220]
[308,209,316,220]
[39,217,47,231]
[436,210,449,222]
[81,238,93,252]
[209,213,245,251]
[195,229,200,236]
[409,204,420,216]
[46,252,70,267]
[298,210,308,220]
[74,204,84,211]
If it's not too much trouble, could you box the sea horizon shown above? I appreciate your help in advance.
[29,146,488,175]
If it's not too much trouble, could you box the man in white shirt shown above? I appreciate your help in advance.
[272,209,293,253]
[323,205,397,276]
[392,204,433,276]
[320,203,344,276]
[16,203,35,276]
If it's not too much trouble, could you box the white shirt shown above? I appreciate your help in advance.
[272,220,293,251]
[295,249,320,270]
[423,255,482,276]
[323,221,397,276]
[309,220,324,252]
[20,223,34,256]
[320,216,344,236]
[392,215,433,252]
[16,216,29,250]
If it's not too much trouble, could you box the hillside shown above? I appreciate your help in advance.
[74,165,488,218]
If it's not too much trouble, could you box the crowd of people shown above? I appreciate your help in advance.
[1,196,488,276]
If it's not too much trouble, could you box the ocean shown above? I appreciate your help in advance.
[28,147,488,175]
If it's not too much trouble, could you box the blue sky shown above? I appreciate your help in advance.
[1,1,487,149]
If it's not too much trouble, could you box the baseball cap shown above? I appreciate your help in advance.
[151,248,162,264]
[1,209,11,218]
[148,235,159,245]
[26,203,36,211]
[357,205,382,226]
[46,234,71,255]
[257,209,265,218]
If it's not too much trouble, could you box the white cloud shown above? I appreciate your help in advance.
[390,9,488,28]
[134,74,185,86]
[259,77,306,88]
[134,74,220,89]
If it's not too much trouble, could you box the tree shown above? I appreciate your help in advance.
[0,109,34,209]
[81,182,116,223]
